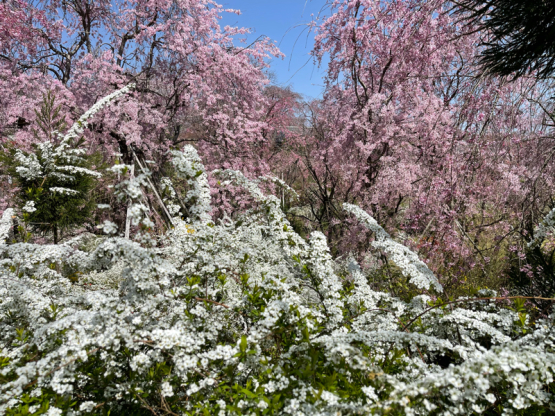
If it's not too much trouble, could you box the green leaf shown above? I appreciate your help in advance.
[239,335,247,354]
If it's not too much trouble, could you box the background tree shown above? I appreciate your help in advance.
[0,0,284,221]
[266,0,555,295]
[453,0,555,299]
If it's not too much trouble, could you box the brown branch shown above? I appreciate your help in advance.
[194,297,229,309]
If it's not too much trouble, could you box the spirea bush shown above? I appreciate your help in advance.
[2,92,555,416]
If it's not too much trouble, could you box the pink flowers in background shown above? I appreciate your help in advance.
[0,0,285,172]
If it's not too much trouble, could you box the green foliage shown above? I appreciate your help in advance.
[1,92,98,243]
[456,0,555,79]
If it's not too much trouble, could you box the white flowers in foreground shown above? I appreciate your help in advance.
[1,157,553,414]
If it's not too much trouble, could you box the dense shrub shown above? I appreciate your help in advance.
[1,104,555,413]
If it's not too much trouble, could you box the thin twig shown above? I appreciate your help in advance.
[194,297,229,308]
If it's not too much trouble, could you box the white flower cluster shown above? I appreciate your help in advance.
[13,125,106,203]
[344,203,443,292]
[21,201,36,213]
[99,220,118,235]
[529,206,555,247]
[0,209,14,244]
[49,187,80,195]
[62,83,136,144]
[170,146,212,223]
[108,164,155,235]
[14,152,42,181]
[160,177,182,216]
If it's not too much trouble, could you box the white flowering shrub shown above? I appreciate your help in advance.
[2,97,555,416]
[0,209,14,244]
[4,85,136,245]
[170,146,212,224]
[529,206,555,248]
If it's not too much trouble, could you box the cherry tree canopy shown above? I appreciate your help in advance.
[0,0,283,172]
[288,0,555,281]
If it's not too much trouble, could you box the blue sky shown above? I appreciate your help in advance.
[219,0,330,99]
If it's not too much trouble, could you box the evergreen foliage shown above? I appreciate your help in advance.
[2,92,100,243]
[455,0,555,78]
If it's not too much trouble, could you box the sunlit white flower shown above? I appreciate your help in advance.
[161,381,174,397]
